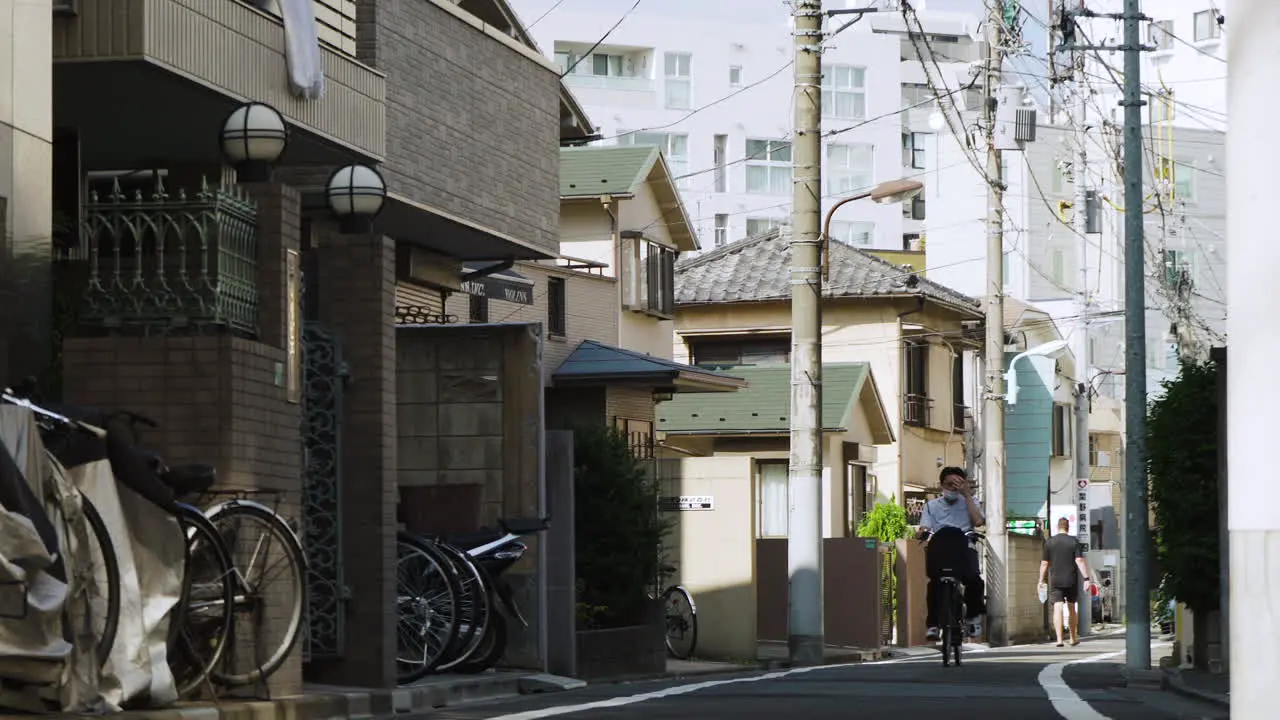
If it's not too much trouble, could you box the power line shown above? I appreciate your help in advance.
[527,0,568,30]
[558,0,642,78]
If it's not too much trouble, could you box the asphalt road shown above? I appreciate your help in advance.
[416,634,1227,720]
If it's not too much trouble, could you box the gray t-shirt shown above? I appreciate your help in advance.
[919,495,984,533]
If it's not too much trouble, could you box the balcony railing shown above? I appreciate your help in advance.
[71,177,260,336]
[953,404,969,431]
[904,393,932,427]
[562,74,656,93]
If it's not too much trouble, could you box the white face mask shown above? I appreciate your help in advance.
[942,490,961,503]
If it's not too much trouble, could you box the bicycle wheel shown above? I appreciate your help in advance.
[661,585,698,660]
[77,491,121,669]
[204,501,306,687]
[433,543,491,672]
[396,533,461,684]
[169,503,236,698]
[452,601,506,675]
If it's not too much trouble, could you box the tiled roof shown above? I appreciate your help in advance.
[657,363,869,434]
[674,230,981,314]
[559,146,659,197]
[554,340,744,387]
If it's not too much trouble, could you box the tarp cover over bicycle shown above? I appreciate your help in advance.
[0,404,185,713]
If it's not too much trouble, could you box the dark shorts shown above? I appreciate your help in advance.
[1049,585,1079,604]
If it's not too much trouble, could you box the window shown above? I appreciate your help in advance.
[904,339,929,426]
[1174,161,1195,200]
[746,217,781,236]
[1193,10,1221,42]
[547,277,566,337]
[1050,247,1066,286]
[745,139,792,195]
[469,293,488,324]
[664,52,692,109]
[903,233,923,251]
[1149,20,1174,50]
[644,241,677,316]
[1052,404,1072,457]
[826,143,874,195]
[902,82,933,108]
[821,64,867,120]
[829,220,875,246]
[729,65,742,87]
[902,132,928,169]
[757,461,789,538]
[714,214,729,247]
[1153,90,1175,123]
[1163,249,1191,289]
[690,336,790,367]
[614,417,655,459]
[553,51,571,73]
[713,134,728,192]
[951,353,966,430]
[619,132,690,188]
[593,53,625,76]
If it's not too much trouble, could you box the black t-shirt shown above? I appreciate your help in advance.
[1043,533,1082,588]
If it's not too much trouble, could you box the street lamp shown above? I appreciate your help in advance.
[821,178,924,279]
[1004,339,1070,406]
[220,101,288,183]
[326,164,388,234]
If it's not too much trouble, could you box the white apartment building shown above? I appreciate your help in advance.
[512,0,986,252]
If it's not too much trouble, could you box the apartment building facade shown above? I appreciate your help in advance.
[513,0,991,253]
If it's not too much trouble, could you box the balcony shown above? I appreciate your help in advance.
[903,393,932,427]
[562,74,656,93]
[52,0,385,163]
[953,403,969,431]
[66,177,260,336]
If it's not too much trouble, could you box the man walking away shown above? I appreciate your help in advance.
[1039,517,1094,647]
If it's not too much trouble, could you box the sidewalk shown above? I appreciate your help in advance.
[756,642,890,669]
[1162,666,1230,709]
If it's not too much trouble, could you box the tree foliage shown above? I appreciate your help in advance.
[1147,358,1220,616]
[573,424,671,629]
[856,499,911,542]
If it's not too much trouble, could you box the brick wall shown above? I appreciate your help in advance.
[357,0,561,255]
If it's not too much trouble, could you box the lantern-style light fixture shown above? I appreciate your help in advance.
[326,164,387,233]
[220,101,289,183]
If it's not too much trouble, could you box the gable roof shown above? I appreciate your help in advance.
[559,146,698,251]
[657,362,894,444]
[554,340,745,392]
[675,230,981,316]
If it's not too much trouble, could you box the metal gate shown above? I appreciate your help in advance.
[301,321,348,661]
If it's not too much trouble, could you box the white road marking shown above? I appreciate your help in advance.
[1037,641,1173,720]
[481,653,951,720]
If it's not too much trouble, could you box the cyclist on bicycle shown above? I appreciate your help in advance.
[918,466,986,641]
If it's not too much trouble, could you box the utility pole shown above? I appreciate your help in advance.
[1228,4,1276,713]
[786,0,825,667]
[1118,0,1150,672]
[1069,14,1093,637]
[1061,0,1149,671]
[981,0,1009,648]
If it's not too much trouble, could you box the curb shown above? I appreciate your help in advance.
[757,647,891,670]
[589,663,758,687]
[1161,668,1230,710]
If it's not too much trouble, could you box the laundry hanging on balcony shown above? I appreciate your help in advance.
[280,0,326,99]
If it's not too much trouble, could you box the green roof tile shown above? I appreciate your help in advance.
[657,363,869,433]
[560,146,658,197]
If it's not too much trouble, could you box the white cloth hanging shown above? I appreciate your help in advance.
[279,0,326,100]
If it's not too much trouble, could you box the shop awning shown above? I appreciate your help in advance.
[460,262,535,305]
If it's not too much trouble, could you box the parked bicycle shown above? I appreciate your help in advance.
[3,390,307,698]
[395,516,549,684]
[652,564,697,660]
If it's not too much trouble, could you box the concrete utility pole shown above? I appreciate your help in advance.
[786,0,825,667]
[1070,30,1093,638]
[981,0,1009,648]
[1118,0,1150,672]
[1227,2,1279,712]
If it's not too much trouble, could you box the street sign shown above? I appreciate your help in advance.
[659,495,714,511]
[1077,479,1088,489]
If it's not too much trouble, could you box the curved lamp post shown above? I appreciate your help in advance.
[821,178,924,279]
[220,101,289,183]
[326,164,388,234]
[1005,339,1070,406]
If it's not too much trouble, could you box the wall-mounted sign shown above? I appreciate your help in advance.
[460,263,534,305]
[286,249,301,404]
[1076,483,1091,552]
[659,495,714,511]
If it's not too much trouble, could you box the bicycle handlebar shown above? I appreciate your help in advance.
[2,389,107,439]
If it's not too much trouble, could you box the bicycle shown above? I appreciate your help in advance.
[920,527,984,668]
[7,393,307,697]
[395,531,462,683]
[652,564,697,660]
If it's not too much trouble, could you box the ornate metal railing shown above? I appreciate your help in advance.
[77,177,259,335]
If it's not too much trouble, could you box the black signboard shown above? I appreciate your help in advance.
[460,265,534,306]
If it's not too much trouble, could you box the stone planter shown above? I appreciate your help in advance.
[574,598,665,681]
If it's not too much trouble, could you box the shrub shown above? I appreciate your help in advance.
[572,424,671,629]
